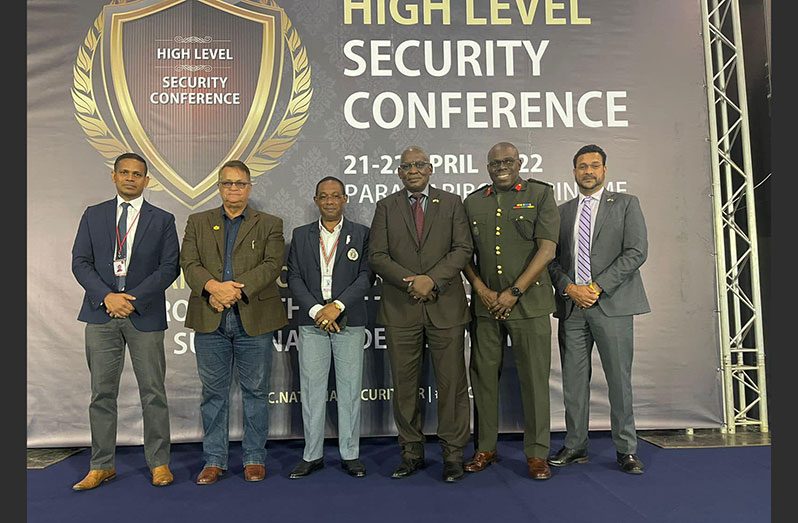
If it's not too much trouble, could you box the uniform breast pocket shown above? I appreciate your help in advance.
[512,211,537,240]
[470,217,490,238]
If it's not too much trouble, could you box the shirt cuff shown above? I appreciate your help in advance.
[309,304,324,320]
[333,299,346,312]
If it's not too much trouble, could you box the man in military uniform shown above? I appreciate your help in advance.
[462,142,560,480]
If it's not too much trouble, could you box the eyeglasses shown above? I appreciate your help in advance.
[218,180,253,189]
[398,161,431,172]
[487,158,518,169]
[316,194,345,202]
[576,162,604,171]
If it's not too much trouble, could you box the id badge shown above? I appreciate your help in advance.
[113,258,127,277]
[322,275,332,294]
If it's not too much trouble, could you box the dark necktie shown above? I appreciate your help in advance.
[116,202,130,291]
[410,193,424,243]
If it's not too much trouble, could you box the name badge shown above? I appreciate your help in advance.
[322,275,332,292]
[113,258,127,277]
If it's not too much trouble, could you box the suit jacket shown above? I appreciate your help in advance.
[287,218,374,327]
[180,205,288,335]
[549,191,650,319]
[369,187,473,328]
[71,198,180,332]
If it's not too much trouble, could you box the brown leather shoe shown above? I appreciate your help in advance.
[196,466,224,485]
[244,464,266,482]
[464,450,499,473]
[151,464,174,487]
[527,457,552,480]
[72,469,116,491]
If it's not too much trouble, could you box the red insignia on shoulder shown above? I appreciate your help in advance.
[513,183,522,192]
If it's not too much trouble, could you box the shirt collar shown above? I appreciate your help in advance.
[116,194,144,212]
[406,186,430,199]
[221,206,247,220]
[580,186,605,204]
[485,177,526,196]
[318,217,344,234]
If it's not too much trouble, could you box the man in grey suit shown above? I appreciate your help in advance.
[369,145,473,483]
[547,144,650,474]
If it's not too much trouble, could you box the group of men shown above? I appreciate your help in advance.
[69,141,649,490]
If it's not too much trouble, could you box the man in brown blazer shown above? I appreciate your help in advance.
[369,146,473,483]
[180,160,287,485]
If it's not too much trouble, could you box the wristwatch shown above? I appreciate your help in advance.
[510,286,523,297]
[332,301,344,311]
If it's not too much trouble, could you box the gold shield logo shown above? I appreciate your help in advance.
[72,0,312,208]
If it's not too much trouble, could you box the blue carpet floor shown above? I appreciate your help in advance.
[27,432,770,523]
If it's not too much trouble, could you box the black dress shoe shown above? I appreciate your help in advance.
[341,459,366,477]
[391,458,425,479]
[442,461,464,483]
[616,453,644,474]
[547,447,589,467]
[289,458,324,479]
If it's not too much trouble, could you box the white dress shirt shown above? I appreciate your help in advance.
[308,217,346,320]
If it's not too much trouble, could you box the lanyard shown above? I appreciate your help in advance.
[115,206,142,258]
[319,232,339,270]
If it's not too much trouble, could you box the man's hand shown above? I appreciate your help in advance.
[475,286,499,311]
[209,294,225,313]
[205,280,245,308]
[489,288,519,320]
[314,303,342,332]
[104,292,136,318]
[403,274,436,301]
[565,283,599,309]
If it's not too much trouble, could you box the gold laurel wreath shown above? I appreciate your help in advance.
[71,0,312,195]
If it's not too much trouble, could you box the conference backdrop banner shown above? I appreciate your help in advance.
[27,0,723,447]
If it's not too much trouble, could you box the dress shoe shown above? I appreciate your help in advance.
[390,458,425,479]
[289,458,324,479]
[527,457,552,480]
[616,453,645,474]
[442,461,465,483]
[464,450,498,472]
[244,464,266,482]
[195,466,224,485]
[547,447,589,467]
[150,464,174,487]
[341,459,366,478]
[72,469,116,491]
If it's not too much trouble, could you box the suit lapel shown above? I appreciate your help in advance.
[419,188,440,246]
[333,218,351,270]
[397,191,419,245]
[562,198,578,250]
[308,221,321,270]
[592,191,615,242]
[128,201,153,263]
[107,198,118,255]
[233,206,259,252]
[209,208,225,259]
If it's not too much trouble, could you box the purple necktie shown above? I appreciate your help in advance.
[577,197,593,284]
[410,193,424,243]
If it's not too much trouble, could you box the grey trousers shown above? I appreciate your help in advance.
[84,319,170,470]
[557,306,637,454]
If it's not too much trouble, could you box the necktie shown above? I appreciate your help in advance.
[577,197,592,284]
[410,193,424,243]
[116,202,130,291]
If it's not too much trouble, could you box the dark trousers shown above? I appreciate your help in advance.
[385,318,470,463]
[470,315,552,459]
[84,319,170,470]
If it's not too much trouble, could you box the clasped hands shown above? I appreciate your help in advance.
[314,303,342,333]
[476,286,518,321]
[104,292,136,319]
[402,274,437,302]
[206,280,245,313]
[565,282,602,309]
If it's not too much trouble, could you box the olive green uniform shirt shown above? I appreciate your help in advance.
[464,178,560,319]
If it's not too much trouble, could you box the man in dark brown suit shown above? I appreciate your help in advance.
[180,160,287,485]
[369,146,473,483]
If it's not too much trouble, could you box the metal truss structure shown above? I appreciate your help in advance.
[700,0,768,434]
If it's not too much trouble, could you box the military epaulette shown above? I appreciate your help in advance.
[526,178,554,188]
[468,183,491,196]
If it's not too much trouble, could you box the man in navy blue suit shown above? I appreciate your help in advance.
[286,176,374,478]
[71,152,180,490]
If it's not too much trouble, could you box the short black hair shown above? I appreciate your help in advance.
[315,176,345,195]
[218,159,251,180]
[114,152,148,175]
[573,144,607,167]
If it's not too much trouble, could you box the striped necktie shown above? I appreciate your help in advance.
[577,197,593,284]
[116,202,130,291]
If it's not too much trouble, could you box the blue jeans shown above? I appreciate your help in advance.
[194,309,273,469]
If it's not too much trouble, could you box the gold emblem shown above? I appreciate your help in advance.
[72,0,312,209]
[347,248,359,261]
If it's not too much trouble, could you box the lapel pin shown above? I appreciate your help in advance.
[251,240,255,250]
[347,248,359,261]
[432,198,440,203]
[346,234,351,245]
[213,225,220,230]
